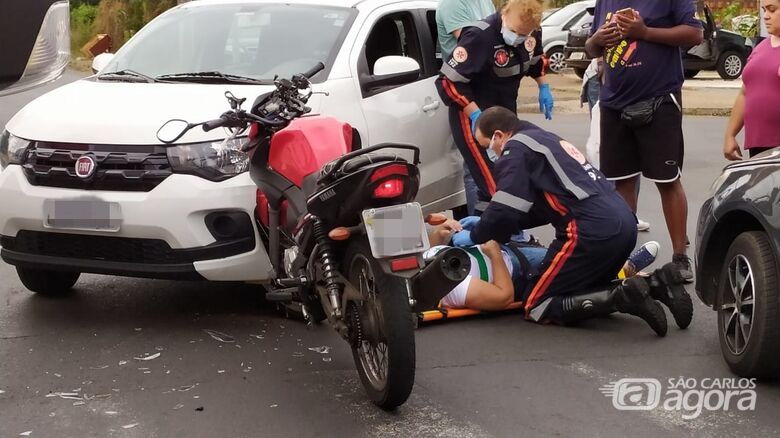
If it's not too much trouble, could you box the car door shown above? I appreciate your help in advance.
[351,3,463,214]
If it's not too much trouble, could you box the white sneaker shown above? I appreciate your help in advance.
[637,218,650,232]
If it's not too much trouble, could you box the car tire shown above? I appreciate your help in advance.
[684,69,700,79]
[16,267,80,296]
[716,51,745,80]
[716,231,780,378]
[573,67,586,78]
[546,47,566,74]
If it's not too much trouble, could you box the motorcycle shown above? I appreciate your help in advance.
[157,63,470,410]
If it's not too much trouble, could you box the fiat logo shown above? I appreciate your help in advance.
[75,155,96,179]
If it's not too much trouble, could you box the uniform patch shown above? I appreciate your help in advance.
[448,58,459,68]
[453,46,468,63]
[494,48,510,67]
[524,36,537,53]
[560,140,586,165]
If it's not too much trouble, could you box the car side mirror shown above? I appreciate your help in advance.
[91,53,115,74]
[363,56,421,90]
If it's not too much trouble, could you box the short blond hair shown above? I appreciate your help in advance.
[502,0,544,29]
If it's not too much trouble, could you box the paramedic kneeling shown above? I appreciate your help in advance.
[452,107,667,336]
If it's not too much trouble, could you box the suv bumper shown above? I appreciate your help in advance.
[0,166,273,282]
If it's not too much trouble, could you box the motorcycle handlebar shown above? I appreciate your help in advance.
[202,118,228,132]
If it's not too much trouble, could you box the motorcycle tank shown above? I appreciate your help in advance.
[268,116,354,187]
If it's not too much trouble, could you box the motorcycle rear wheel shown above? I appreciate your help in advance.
[345,239,415,410]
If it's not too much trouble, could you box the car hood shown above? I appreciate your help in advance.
[5,78,323,145]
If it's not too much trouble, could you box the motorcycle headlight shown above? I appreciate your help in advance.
[166,136,251,181]
[0,130,33,169]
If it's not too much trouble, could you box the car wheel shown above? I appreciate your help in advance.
[573,67,586,78]
[684,69,700,79]
[716,51,745,80]
[16,267,80,296]
[546,47,566,74]
[716,231,780,378]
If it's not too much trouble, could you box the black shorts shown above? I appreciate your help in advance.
[600,94,684,182]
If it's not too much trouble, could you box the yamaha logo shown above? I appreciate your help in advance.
[75,155,96,179]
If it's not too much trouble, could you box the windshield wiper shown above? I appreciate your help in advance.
[156,71,272,84]
[97,69,161,83]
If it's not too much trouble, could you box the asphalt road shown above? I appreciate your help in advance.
[1,71,778,438]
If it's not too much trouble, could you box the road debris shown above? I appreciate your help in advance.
[308,346,332,354]
[89,365,109,370]
[104,411,118,415]
[19,432,32,436]
[134,353,161,361]
[173,404,185,410]
[203,329,235,343]
[122,423,139,429]
[322,357,332,363]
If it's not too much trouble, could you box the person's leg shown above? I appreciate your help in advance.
[447,106,495,214]
[599,104,641,211]
[635,95,691,281]
[748,147,775,158]
[462,163,479,216]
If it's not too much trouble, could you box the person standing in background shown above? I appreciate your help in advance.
[723,0,780,160]
[437,0,497,217]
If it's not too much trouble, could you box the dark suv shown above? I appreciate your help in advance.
[564,4,753,79]
[695,150,780,378]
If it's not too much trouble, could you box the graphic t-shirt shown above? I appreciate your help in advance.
[590,0,702,110]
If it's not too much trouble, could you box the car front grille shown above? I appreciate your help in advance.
[22,142,172,191]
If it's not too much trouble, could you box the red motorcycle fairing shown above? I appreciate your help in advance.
[256,116,354,228]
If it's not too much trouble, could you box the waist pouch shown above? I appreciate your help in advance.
[620,93,680,128]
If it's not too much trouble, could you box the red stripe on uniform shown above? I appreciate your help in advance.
[523,219,578,314]
[441,78,470,108]
[544,192,568,216]
[458,111,496,195]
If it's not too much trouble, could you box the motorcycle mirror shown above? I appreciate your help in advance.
[157,119,191,144]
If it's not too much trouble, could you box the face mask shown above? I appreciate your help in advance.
[487,133,500,162]
[501,26,527,47]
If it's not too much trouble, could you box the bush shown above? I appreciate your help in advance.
[80,0,178,53]
[70,3,98,53]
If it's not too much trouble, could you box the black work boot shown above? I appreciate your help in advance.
[649,262,694,329]
[614,277,668,337]
[558,289,617,325]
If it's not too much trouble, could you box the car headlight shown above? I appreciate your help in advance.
[0,130,33,169]
[166,136,251,181]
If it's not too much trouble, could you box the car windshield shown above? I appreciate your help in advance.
[100,3,355,83]
[542,2,585,26]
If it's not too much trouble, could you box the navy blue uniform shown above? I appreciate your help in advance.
[470,121,637,321]
[435,12,544,211]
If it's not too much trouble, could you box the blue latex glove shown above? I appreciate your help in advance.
[452,230,475,247]
[538,83,554,120]
[468,108,482,135]
[459,216,481,231]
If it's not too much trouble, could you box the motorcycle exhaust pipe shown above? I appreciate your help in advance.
[411,247,471,312]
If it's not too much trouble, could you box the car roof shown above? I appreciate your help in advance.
[180,0,428,10]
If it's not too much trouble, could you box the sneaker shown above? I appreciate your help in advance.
[627,241,660,273]
[649,262,694,329]
[615,277,668,337]
[672,253,694,283]
[637,218,650,232]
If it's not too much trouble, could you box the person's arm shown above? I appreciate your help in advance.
[463,241,514,310]
[615,10,703,47]
[435,28,490,116]
[471,147,537,244]
[428,219,463,246]
[724,86,746,161]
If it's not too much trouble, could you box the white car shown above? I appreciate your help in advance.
[541,0,595,74]
[0,0,463,293]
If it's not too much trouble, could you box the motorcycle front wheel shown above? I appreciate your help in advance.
[344,239,415,410]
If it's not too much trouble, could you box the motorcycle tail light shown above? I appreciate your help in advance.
[370,164,408,182]
[373,178,404,199]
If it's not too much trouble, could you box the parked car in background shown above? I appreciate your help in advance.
[695,149,780,378]
[0,0,464,294]
[564,2,753,80]
[541,0,595,74]
[542,7,560,21]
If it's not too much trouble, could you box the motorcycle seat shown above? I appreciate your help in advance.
[321,152,407,178]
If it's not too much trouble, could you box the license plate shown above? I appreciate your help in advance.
[43,199,122,231]
[362,203,430,259]
[568,52,585,60]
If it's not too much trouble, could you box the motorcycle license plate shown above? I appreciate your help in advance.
[362,203,430,259]
[43,199,122,232]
